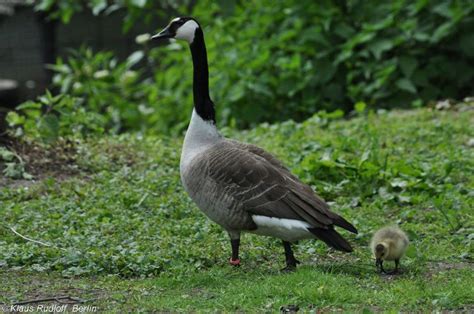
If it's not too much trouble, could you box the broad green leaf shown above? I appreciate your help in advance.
[391,178,408,188]
[431,22,453,43]
[3,162,23,179]
[358,149,370,167]
[6,111,25,127]
[396,78,417,94]
[39,114,60,142]
[369,40,394,60]
[333,22,355,39]
[399,56,418,78]
[378,187,394,200]
[126,51,144,68]
[355,101,367,113]
[0,148,16,161]
[130,0,147,8]
[314,59,337,84]
[90,0,107,15]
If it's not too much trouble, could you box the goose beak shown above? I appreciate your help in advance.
[152,26,173,40]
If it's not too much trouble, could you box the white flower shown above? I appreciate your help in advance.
[73,82,83,91]
[121,70,137,83]
[136,33,151,45]
[93,70,110,79]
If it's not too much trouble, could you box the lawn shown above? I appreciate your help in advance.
[1,107,473,312]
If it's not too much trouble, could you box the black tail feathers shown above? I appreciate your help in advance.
[309,227,353,252]
[333,216,358,234]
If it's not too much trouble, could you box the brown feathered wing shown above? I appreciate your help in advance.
[197,140,357,251]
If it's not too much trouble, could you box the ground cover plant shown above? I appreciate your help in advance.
[1,107,473,312]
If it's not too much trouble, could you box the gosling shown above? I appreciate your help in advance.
[370,226,409,274]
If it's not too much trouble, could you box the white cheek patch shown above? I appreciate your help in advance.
[175,20,199,43]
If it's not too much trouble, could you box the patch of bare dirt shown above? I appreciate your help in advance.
[0,138,80,188]
[428,261,473,272]
[0,271,109,311]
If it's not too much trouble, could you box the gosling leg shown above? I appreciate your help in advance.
[392,259,400,274]
[376,259,387,274]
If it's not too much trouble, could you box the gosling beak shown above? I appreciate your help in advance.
[152,26,173,40]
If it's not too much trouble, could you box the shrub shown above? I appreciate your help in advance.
[47,47,151,133]
[6,90,107,142]
[10,0,474,136]
[152,0,473,128]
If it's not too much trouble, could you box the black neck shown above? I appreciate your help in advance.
[189,28,215,123]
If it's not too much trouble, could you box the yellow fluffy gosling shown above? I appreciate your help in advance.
[370,226,409,273]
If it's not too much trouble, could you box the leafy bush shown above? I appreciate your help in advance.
[48,47,152,133]
[152,0,474,128]
[10,0,474,136]
[30,0,193,31]
[8,47,157,140]
[7,90,106,142]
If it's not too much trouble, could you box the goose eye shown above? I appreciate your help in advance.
[171,20,182,28]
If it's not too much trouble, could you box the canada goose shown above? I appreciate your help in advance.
[370,226,409,273]
[152,17,357,270]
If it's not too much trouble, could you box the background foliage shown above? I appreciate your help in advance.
[8,0,474,136]
[157,0,474,129]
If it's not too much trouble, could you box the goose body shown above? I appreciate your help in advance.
[153,17,357,269]
[180,119,314,243]
[371,226,409,273]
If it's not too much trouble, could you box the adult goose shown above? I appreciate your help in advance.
[152,17,357,270]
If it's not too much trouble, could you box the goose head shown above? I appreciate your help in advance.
[152,17,200,44]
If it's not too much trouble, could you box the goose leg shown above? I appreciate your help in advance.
[392,259,400,274]
[282,241,300,271]
[228,232,241,266]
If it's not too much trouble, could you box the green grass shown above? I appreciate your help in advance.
[1,108,473,311]
[1,265,472,312]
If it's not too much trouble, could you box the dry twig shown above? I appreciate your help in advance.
[14,296,86,305]
[3,224,67,251]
